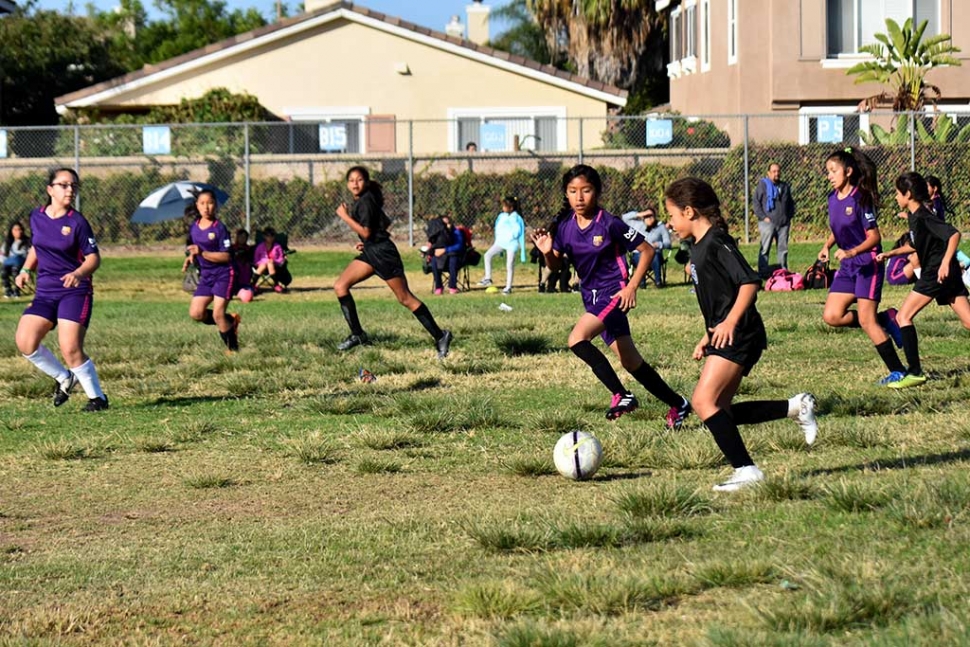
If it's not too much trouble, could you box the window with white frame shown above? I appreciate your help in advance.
[727,0,738,64]
[670,6,683,62]
[701,0,711,71]
[798,107,870,145]
[448,108,566,152]
[827,0,939,57]
[685,1,697,59]
[283,107,368,154]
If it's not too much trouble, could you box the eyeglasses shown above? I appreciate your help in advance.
[50,183,80,191]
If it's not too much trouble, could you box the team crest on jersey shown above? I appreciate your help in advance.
[592,235,603,247]
[61,226,71,236]
[208,232,216,240]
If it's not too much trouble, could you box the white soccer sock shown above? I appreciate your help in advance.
[71,359,105,400]
[24,345,71,385]
[787,394,803,418]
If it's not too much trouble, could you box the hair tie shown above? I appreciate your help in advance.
[844,146,853,153]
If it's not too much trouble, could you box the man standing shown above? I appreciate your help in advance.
[754,162,795,278]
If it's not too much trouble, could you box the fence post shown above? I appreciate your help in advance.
[578,117,584,165]
[909,110,916,171]
[74,125,81,213]
[408,120,414,248]
[244,123,251,233]
[742,115,750,245]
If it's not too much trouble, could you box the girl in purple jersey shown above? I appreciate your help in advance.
[13,168,109,411]
[532,165,691,427]
[818,148,906,385]
[665,178,817,492]
[183,189,240,352]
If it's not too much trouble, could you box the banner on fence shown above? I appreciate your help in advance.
[319,123,348,152]
[816,115,843,144]
[646,119,673,146]
[0,130,7,159]
[143,126,171,155]
[480,123,507,152]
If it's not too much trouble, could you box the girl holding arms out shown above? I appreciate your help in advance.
[532,165,691,427]
[183,189,240,352]
[14,168,109,411]
[333,166,452,359]
[876,171,970,388]
[665,178,817,491]
[818,149,906,384]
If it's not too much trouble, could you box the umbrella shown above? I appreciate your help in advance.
[130,182,230,224]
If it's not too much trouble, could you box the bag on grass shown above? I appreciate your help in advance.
[765,268,805,292]
[803,260,834,290]
[182,264,200,293]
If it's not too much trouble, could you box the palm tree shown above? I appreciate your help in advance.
[848,17,961,112]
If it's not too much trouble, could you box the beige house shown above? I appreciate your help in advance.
[657,0,970,143]
[55,1,626,155]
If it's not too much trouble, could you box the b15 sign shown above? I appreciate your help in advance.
[319,123,348,152]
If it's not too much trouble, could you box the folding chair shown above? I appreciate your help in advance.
[252,229,295,292]
[629,248,669,288]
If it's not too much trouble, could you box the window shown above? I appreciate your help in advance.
[282,107,368,154]
[670,7,683,62]
[798,107,870,145]
[685,1,696,59]
[447,107,566,152]
[826,0,939,57]
[701,0,711,71]
[727,0,738,64]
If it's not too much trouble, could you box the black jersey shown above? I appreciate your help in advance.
[907,205,959,278]
[352,191,391,245]
[690,227,764,342]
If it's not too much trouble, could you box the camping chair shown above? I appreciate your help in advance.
[252,229,295,292]
[629,248,669,288]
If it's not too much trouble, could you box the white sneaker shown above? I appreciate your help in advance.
[478,278,492,286]
[713,465,764,492]
[502,287,512,295]
[789,393,818,445]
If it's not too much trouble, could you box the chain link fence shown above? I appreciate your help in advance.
[0,113,965,248]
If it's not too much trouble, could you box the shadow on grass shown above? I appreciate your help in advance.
[591,470,654,482]
[804,448,970,476]
[144,395,230,407]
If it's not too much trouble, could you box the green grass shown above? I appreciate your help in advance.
[3,244,970,645]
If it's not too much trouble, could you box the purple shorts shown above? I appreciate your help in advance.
[194,267,234,300]
[581,288,630,347]
[830,255,883,302]
[23,290,93,328]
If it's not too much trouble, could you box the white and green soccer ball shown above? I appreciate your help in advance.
[553,430,603,481]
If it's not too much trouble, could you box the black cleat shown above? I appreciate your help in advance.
[436,330,453,360]
[83,395,109,412]
[53,373,78,407]
[337,332,369,351]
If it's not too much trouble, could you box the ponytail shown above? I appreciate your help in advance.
[827,148,879,212]
[347,166,384,208]
[664,177,729,235]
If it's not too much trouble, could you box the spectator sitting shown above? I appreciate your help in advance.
[426,214,465,294]
[622,206,671,287]
[231,228,254,295]
[2,220,30,298]
[253,226,287,293]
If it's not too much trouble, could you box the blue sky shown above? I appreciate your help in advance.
[33,1,515,35]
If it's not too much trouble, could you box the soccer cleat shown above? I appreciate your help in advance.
[713,465,765,492]
[436,330,453,360]
[790,392,818,445]
[606,392,639,421]
[83,395,109,412]
[887,373,927,389]
[53,372,78,407]
[478,278,492,287]
[337,332,369,351]
[502,287,512,295]
[878,371,906,386]
[665,398,692,430]
[879,307,903,348]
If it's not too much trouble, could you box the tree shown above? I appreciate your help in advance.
[487,0,564,68]
[848,17,962,112]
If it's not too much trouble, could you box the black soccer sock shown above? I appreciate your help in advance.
[845,310,860,328]
[202,309,216,326]
[629,361,684,408]
[900,325,922,375]
[219,330,239,351]
[731,400,788,425]
[875,340,907,374]
[570,340,626,395]
[703,409,754,468]
[412,303,444,341]
[338,294,364,336]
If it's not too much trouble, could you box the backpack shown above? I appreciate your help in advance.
[764,268,805,292]
[803,260,834,290]
[886,255,914,286]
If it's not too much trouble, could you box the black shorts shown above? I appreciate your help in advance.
[357,240,406,281]
[704,330,767,377]
[913,272,969,306]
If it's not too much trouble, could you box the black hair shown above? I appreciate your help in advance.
[827,148,879,212]
[502,196,520,213]
[46,167,79,206]
[262,226,276,238]
[895,171,931,204]
[4,220,28,253]
[925,174,945,209]
[664,177,729,235]
[346,166,384,208]
[235,228,249,238]
[561,164,602,194]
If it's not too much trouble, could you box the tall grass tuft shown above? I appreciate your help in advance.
[444,359,503,376]
[503,455,556,478]
[184,474,235,489]
[305,394,379,416]
[453,583,541,620]
[823,479,893,513]
[523,410,591,436]
[356,430,424,451]
[693,559,776,589]
[754,472,820,502]
[534,570,694,616]
[37,440,97,461]
[464,521,551,553]
[134,436,175,453]
[173,420,218,444]
[282,433,339,465]
[494,332,552,356]
[614,483,715,519]
[887,478,970,529]
[355,458,402,474]
[495,623,581,647]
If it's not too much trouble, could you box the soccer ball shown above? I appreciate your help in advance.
[553,430,603,481]
[238,288,253,303]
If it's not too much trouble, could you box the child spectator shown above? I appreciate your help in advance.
[231,228,254,295]
[2,221,29,298]
[253,227,287,293]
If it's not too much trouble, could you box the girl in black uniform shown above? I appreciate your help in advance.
[876,171,970,389]
[333,166,452,359]
[664,178,817,492]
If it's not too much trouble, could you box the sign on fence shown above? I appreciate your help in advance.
[646,119,673,146]
[816,115,843,144]
[143,126,171,155]
[0,130,7,158]
[480,123,507,152]
[319,123,348,152]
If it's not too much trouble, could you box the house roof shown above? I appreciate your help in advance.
[56,1,627,110]
[0,0,18,14]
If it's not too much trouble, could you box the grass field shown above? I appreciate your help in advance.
[1,242,969,646]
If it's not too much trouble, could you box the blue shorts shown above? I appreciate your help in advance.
[830,256,883,302]
[23,290,93,328]
[194,267,234,300]
[581,289,630,347]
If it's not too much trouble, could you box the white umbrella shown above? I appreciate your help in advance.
[130,182,230,224]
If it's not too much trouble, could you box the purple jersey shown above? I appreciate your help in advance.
[553,209,644,293]
[29,207,98,296]
[189,219,232,277]
[828,187,880,255]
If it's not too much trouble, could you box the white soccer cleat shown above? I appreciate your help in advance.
[789,393,818,445]
[712,465,765,492]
